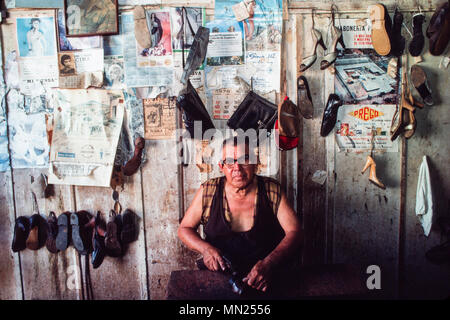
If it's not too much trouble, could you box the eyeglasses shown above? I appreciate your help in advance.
[221,155,252,168]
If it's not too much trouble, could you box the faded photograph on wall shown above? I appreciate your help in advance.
[334,49,401,105]
[16,16,57,57]
[58,52,76,76]
[65,0,119,36]
[170,7,204,51]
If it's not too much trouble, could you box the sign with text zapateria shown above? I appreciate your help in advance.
[335,104,398,152]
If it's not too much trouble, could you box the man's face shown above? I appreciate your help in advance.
[63,58,71,67]
[219,143,256,189]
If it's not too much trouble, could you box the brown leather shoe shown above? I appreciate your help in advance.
[122,137,145,176]
[426,1,450,56]
[26,214,43,250]
[297,76,313,119]
[410,65,433,106]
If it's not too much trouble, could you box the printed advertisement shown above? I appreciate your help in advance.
[48,89,124,187]
[335,104,398,152]
[143,97,176,140]
[14,10,59,95]
[206,20,244,66]
[58,48,104,88]
[335,49,400,105]
[122,12,173,87]
[337,18,373,49]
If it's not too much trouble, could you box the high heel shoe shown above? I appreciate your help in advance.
[320,6,346,70]
[361,155,386,190]
[299,11,327,72]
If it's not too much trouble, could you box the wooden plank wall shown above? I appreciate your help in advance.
[1,0,449,300]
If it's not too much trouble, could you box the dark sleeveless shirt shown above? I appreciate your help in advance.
[203,176,285,274]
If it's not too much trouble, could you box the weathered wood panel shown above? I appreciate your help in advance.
[402,24,450,299]
[0,171,23,300]
[12,168,81,300]
[142,140,196,300]
[74,169,148,300]
[298,14,329,265]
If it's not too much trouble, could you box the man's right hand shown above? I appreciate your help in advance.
[202,247,228,272]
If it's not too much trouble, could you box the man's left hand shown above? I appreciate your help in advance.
[242,260,273,292]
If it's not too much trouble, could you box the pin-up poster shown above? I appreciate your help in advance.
[13,10,59,95]
[335,104,398,152]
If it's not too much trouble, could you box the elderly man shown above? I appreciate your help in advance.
[178,136,302,292]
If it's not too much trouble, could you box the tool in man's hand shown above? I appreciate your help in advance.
[196,256,246,295]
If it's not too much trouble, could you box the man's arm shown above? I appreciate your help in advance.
[177,186,228,271]
[243,191,302,292]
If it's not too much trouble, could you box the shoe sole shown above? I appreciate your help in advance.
[370,4,391,56]
[428,4,450,56]
[70,213,85,253]
[410,65,433,106]
[56,214,69,251]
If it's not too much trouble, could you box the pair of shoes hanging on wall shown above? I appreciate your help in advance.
[370,4,406,56]
[299,5,346,73]
[409,2,450,57]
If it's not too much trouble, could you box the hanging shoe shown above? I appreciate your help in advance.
[92,211,107,269]
[121,209,138,244]
[299,10,327,72]
[56,212,71,252]
[12,216,30,252]
[320,6,345,70]
[105,210,122,257]
[410,64,434,106]
[369,4,393,56]
[320,94,343,137]
[390,8,406,56]
[45,211,59,254]
[26,214,42,250]
[408,13,426,57]
[361,155,386,189]
[426,1,450,56]
[71,211,92,255]
[122,136,145,176]
[297,76,314,119]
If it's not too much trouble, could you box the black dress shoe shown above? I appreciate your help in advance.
[56,212,71,251]
[92,212,106,269]
[425,240,450,264]
[71,211,92,255]
[320,94,343,137]
[408,14,426,56]
[45,211,59,254]
[12,216,30,252]
[391,8,406,56]
[121,209,138,244]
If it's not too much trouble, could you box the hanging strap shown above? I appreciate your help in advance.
[181,7,196,70]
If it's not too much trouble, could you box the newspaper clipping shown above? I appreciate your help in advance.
[143,97,176,140]
[48,89,124,187]
[58,48,104,88]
